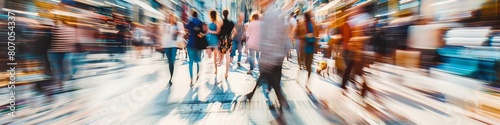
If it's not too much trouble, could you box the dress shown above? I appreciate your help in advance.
[219,37,232,54]
[218,22,234,54]
[206,22,219,48]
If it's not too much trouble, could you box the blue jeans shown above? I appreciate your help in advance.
[231,39,242,62]
[248,49,259,70]
[48,52,72,82]
[164,48,178,79]
[71,52,85,75]
[187,47,201,78]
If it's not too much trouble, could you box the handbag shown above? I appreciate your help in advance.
[194,22,208,50]
[172,23,187,48]
[195,32,208,49]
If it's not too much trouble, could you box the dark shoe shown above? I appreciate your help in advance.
[237,62,242,67]
[246,93,254,101]
[247,70,253,74]
[305,85,312,95]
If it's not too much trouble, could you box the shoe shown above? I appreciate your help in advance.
[267,99,275,109]
[305,85,312,95]
[247,70,253,74]
[190,81,194,87]
[237,62,241,67]
[225,74,228,79]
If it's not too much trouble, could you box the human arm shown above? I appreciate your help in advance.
[231,27,237,39]
[207,22,222,34]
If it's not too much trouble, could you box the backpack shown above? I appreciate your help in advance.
[191,21,207,49]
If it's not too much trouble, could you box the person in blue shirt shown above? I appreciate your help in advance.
[185,11,204,86]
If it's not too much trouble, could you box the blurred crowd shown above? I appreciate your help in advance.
[1,0,500,124]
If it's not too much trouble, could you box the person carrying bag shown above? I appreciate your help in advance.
[160,13,186,86]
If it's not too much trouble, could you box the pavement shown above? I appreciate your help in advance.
[0,49,498,125]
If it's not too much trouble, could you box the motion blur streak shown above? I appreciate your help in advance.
[0,0,499,125]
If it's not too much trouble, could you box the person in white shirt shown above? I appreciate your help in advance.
[160,13,186,86]
[132,24,146,59]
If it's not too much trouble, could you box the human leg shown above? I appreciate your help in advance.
[237,41,243,62]
[165,48,178,84]
[225,50,231,79]
[248,49,256,72]
[187,47,197,79]
[305,53,314,79]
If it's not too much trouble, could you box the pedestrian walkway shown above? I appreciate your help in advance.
[109,52,345,125]
[1,50,496,125]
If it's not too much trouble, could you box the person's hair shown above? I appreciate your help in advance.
[361,2,374,13]
[210,11,217,22]
[192,11,198,18]
[169,14,177,24]
[251,14,259,21]
[223,10,229,19]
[304,11,312,24]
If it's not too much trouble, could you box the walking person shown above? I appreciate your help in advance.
[244,0,295,124]
[219,10,235,79]
[295,14,306,70]
[48,18,78,91]
[161,13,185,86]
[35,23,55,95]
[230,13,245,67]
[296,11,319,93]
[114,19,131,56]
[245,13,261,74]
[186,11,204,86]
[206,10,222,75]
[340,3,374,98]
[132,24,146,59]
